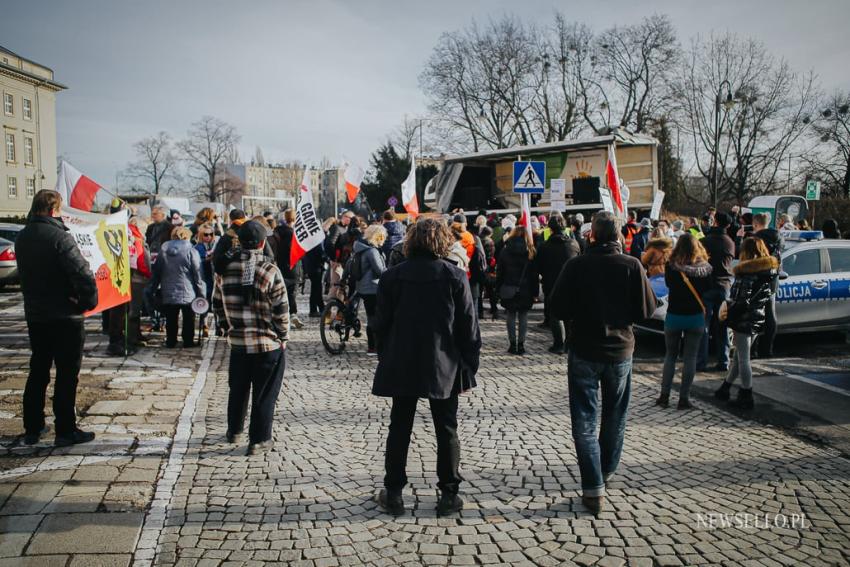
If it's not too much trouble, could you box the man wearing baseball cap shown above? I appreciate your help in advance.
[213,220,289,456]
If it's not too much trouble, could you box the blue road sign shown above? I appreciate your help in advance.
[513,161,546,194]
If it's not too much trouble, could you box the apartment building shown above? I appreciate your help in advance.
[0,46,65,217]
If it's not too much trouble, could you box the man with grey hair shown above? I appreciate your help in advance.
[549,211,656,516]
[145,205,173,257]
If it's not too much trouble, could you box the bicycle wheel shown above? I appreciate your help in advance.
[320,299,348,354]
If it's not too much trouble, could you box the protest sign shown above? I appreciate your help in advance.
[61,208,131,315]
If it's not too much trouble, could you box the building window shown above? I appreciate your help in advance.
[24,137,34,165]
[3,93,12,116]
[7,177,17,199]
[26,177,35,198]
[23,98,32,120]
[4,133,14,163]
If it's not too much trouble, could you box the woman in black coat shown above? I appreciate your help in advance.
[536,215,580,354]
[496,226,539,355]
[371,219,481,518]
[714,237,779,409]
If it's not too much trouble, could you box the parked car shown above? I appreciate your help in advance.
[0,222,23,244]
[637,232,850,336]
[0,237,17,287]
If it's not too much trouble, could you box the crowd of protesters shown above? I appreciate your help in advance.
[12,186,846,517]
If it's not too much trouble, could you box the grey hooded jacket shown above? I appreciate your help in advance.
[152,239,206,305]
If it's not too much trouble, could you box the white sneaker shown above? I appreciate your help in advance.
[291,316,304,329]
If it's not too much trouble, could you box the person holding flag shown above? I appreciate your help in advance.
[401,156,419,218]
[605,143,626,217]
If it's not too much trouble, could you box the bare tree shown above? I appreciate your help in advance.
[119,131,177,197]
[672,33,817,204]
[581,14,679,134]
[177,116,241,202]
[806,92,850,198]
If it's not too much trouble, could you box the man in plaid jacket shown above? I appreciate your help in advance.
[213,220,289,455]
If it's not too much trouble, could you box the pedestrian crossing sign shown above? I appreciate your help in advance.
[513,161,546,194]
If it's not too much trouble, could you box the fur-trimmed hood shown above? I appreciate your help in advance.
[645,237,673,251]
[668,260,712,278]
[733,255,779,275]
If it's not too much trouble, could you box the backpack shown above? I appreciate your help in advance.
[347,249,366,283]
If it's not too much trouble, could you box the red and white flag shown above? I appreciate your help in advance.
[343,161,365,203]
[605,143,625,215]
[55,161,103,212]
[517,193,534,246]
[401,156,419,217]
[289,167,324,269]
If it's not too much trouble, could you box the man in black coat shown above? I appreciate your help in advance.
[16,190,98,446]
[372,219,481,517]
[549,211,656,516]
[536,215,580,353]
[698,211,736,371]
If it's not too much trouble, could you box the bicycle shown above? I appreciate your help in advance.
[320,290,362,354]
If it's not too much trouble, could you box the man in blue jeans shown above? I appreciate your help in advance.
[549,211,657,515]
[698,212,736,371]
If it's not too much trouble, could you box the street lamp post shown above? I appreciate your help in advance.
[713,79,735,209]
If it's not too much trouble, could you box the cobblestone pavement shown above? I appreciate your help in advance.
[1,287,849,566]
[0,290,209,566]
[143,304,850,567]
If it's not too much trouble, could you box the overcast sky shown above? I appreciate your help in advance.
[2,0,849,190]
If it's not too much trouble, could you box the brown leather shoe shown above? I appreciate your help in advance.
[581,495,605,516]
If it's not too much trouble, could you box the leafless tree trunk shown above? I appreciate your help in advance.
[120,131,177,197]
[177,116,241,203]
[805,92,850,198]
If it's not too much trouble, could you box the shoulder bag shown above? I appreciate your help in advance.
[499,261,528,301]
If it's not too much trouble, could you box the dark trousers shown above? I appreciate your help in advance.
[163,304,194,346]
[470,282,480,319]
[384,395,461,494]
[362,294,377,349]
[227,348,286,443]
[285,282,298,315]
[484,281,498,315]
[308,270,325,314]
[24,319,85,436]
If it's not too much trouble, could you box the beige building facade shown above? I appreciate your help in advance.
[0,46,65,218]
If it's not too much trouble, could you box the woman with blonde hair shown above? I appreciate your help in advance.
[348,223,387,355]
[714,237,779,409]
[190,207,215,241]
[495,225,538,355]
[151,226,205,348]
[657,234,712,409]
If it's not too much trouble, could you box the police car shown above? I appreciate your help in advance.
[636,231,850,335]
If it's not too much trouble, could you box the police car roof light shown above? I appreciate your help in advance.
[780,230,823,242]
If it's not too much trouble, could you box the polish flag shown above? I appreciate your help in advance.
[289,167,325,269]
[517,193,534,246]
[606,143,625,215]
[55,161,103,212]
[401,156,418,217]
[343,162,365,203]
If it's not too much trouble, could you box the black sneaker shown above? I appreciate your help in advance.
[225,430,242,443]
[378,489,404,516]
[714,381,732,401]
[436,492,463,517]
[23,426,49,445]
[54,429,95,447]
[548,344,565,355]
[655,393,669,408]
[245,440,273,456]
[516,343,526,355]
[507,343,517,355]
[677,398,695,410]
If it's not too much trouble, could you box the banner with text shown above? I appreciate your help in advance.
[62,208,131,316]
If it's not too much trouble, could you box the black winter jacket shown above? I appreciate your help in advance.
[665,261,713,316]
[16,215,98,322]
[549,241,657,363]
[725,256,780,335]
[372,256,481,399]
[701,227,736,291]
[495,237,539,311]
[536,232,580,294]
[381,220,405,258]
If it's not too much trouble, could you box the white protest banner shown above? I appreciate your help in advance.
[289,167,324,268]
[61,208,131,316]
[598,187,615,214]
[649,190,665,221]
[550,178,567,212]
